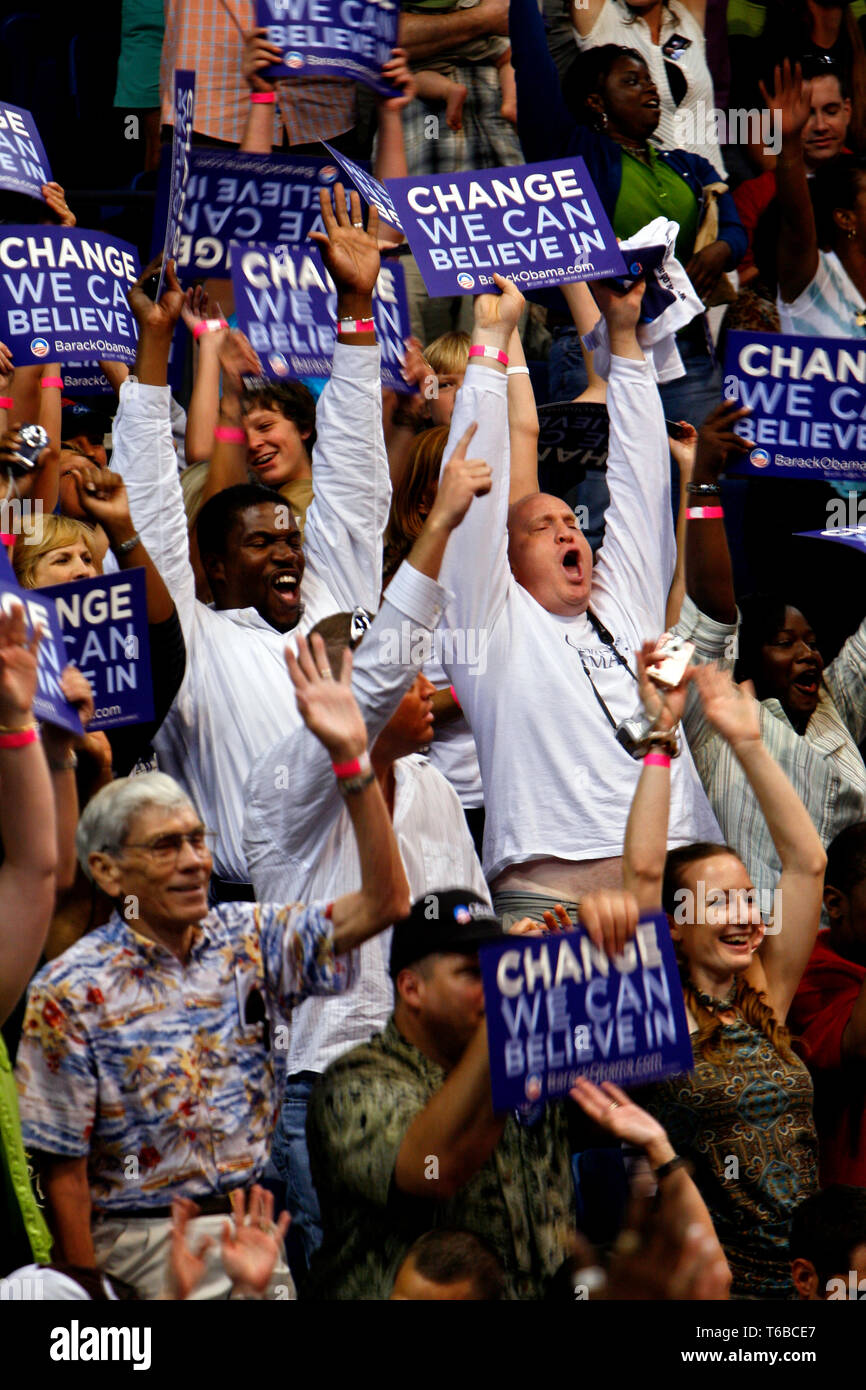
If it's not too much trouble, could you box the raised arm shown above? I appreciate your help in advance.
[690,662,826,1022]
[240,27,282,153]
[302,188,391,613]
[507,327,539,501]
[683,401,749,626]
[824,610,866,746]
[196,330,262,513]
[286,633,410,950]
[0,606,57,1025]
[761,61,817,304]
[437,275,525,644]
[510,0,580,161]
[112,257,197,632]
[374,49,415,248]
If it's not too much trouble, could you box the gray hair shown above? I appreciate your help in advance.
[76,772,197,880]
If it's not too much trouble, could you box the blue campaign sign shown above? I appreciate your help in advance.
[322,142,402,230]
[152,146,347,279]
[795,525,866,553]
[38,569,154,731]
[157,70,195,298]
[480,912,693,1110]
[385,157,626,297]
[0,103,52,201]
[724,330,866,483]
[0,563,82,735]
[0,227,140,367]
[231,240,412,391]
[256,0,399,97]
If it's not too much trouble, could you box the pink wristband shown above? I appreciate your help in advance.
[40,376,63,389]
[685,505,724,520]
[193,318,229,340]
[0,397,11,410]
[332,751,372,779]
[214,425,246,444]
[643,752,671,769]
[337,318,375,335]
[0,533,15,546]
[468,344,509,367]
[0,727,39,749]
[250,91,276,104]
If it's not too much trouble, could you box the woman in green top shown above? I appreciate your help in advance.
[622,651,824,1299]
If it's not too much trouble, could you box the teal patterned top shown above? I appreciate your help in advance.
[641,1015,818,1299]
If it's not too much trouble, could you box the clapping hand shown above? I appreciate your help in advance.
[692,662,761,752]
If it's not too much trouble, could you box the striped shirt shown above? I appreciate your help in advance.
[778,251,866,340]
[677,596,866,899]
[161,0,356,147]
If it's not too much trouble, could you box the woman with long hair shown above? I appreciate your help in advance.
[623,651,825,1298]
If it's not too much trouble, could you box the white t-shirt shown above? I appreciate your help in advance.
[425,652,483,808]
[778,250,866,340]
[574,0,726,174]
[437,355,722,883]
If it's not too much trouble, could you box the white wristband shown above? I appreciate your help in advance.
[506,365,530,376]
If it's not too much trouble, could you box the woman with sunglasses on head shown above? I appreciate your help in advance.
[622,650,825,1299]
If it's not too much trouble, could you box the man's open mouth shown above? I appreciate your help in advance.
[271,573,299,598]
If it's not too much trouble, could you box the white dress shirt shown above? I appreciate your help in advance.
[437,354,722,884]
[243,562,488,1075]
[111,344,391,880]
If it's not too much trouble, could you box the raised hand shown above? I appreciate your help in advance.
[0,602,40,729]
[285,632,368,762]
[637,639,692,731]
[168,1197,213,1300]
[128,256,186,335]
[570,1077,671,1154]
[692,661,762,751]
[217,329,262,394]
[242,27,282,92]
[66,461,133,538]
[686,241,730,302]
[473,273,525,344]
[694,399,751,480]
[221,1186,291,1295]
[578,888,639,958]
[379,47,417,110]
[0,427,55,501]
[41,182,76,227]
[591,277,646,333]
[429,423,492,529]
[310,186,381,307]
[759,60,812,144]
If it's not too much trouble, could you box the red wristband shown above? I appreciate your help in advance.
[40,376,63,389]
[0,397,13,410]
[193,318,229,340]
[643,752,671,769]
[214,425,246,444]
[468,344,509,367]
[332,751,372,779]
[0,533,15,546]
[685,506,724,520]
[337,318,375,335]
[0,727,39,749]
[250,91,276,104]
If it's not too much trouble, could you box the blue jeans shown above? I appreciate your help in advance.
[269,1075,322,1268]
[547,326,722,429]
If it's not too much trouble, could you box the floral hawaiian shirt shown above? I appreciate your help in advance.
[15,903,354,1211]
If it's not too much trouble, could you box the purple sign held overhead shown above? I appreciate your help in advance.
[386,157,626,297]
[0,558,83,735]
[0,103,52,202]
[231,240,412,391]
[157,70,195,298]
[256,0,399,97]
[152,147,347,279]
[0,227,140,367]
[39,569,154,731]
[322,142,402,230]
[480,912,693,1110]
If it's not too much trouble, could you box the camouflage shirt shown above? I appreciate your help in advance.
[306,1018,576,1300]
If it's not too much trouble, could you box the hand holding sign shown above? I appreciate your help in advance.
[242,26,282,92]
[473,273,525,349]
[0,598,41,730]
[41,182,75,228]
[128,256,185,337]
[576,887,640,959]
[694,399,751,480]
[310,186,381,316]
[430,422,492,529]
[378,48,417,111]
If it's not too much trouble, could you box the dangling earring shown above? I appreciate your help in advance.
[849,226,857,240]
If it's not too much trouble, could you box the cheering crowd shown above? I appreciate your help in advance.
[4,0,866,1304]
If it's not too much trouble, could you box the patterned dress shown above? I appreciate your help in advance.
[641,1014,818,1299]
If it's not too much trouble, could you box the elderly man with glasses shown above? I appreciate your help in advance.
[14,636,410,1301]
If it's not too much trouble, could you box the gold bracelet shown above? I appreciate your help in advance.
[0,718,38,734]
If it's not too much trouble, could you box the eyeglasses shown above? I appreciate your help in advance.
[119,828,216,866]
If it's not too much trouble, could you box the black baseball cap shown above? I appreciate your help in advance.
[61,402,112,442]
[389,889,503,979]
